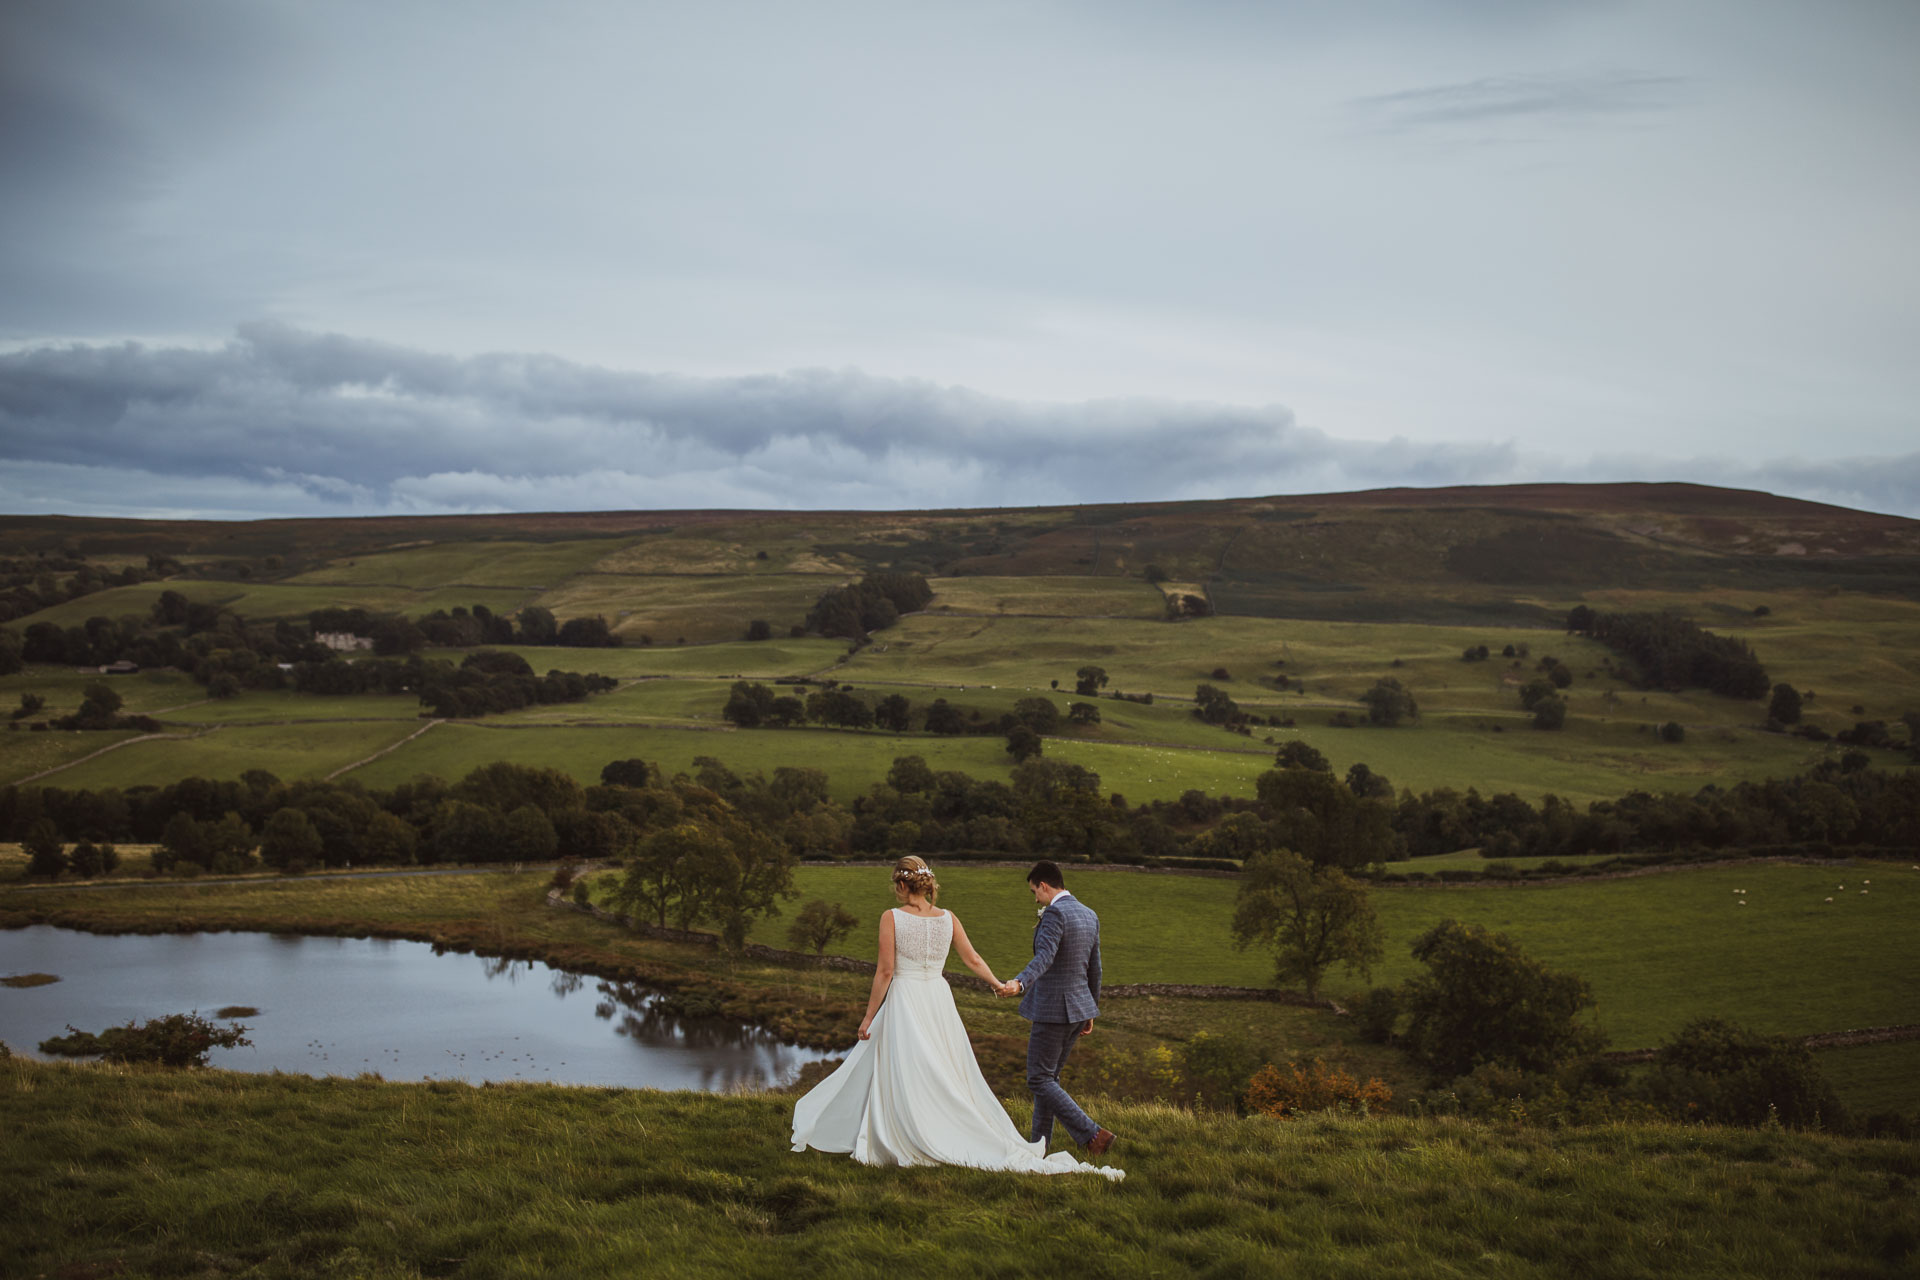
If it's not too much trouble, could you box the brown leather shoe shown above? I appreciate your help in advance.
[1087,1128,1115,1156]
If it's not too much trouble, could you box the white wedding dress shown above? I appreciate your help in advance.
[790,908,1123,1181]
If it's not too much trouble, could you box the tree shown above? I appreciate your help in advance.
[260,808,324,873]
[886,755,935,794]
[159,812,209,871]
[1075,665,1110,696]
[516,606,558,645]
[453,762,582,817]
[874,693,912,732]
[1067,701,1102,726]
[1769,683,1803,726]
[428,800,508,864]
[0,626,23,676]
[1532,695,1568,730]
[1398,920,1606,1080]
[723,681,775,728]
[1005,724,1044,762]
[202,812,255,873]
[556,615,620,647]
[616,821,725,929]
[1193,683,1241,726]
[1274,740,1331,773]
[501,805,560,862]
[923,699,965,735]
[79,680,123,720]
[1345,762,1393,799]
[788,899,859,954]
[600,758,653,789]
[1358,678,1418,727]
[1658,721,1686,743]
[66,838,118,878]
[1231,849,1384,998]
[1012,697,1061,735]
[23,819,65,878]
[1518,678,1558,712]
[745,620,772,641]
[769,766,830,813]
[1255,768,1397,869]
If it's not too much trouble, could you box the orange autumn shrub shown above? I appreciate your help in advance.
[1246,1058,1393,1119]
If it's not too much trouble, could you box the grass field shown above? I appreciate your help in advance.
[533,574,840,644]
[283,537,625,589]
[927,575,1168,619]
[5,1062,1916,1280]
[36,720,425,789]
[741,862,1920,1046]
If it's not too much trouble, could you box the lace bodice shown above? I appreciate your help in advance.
[891,909,952,977]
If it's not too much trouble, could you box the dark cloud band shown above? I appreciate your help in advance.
[0,325,1911,520]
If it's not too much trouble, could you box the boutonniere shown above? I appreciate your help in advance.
[1033,906,1044,929]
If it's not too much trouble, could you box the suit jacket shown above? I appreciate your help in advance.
[1013,894,1101,1024]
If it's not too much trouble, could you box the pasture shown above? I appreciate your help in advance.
[8,1063,1914,1280]
[733,860,1920,1057]
[35,721,424,790]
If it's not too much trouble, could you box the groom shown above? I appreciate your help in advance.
[998,860,1115,1156]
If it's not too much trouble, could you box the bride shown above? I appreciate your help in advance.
[789,856,1123,1181]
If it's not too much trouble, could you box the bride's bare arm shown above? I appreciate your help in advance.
[947,914,1001,988]
[858,911,896,1040]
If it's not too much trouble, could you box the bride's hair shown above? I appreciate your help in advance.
[891,855,938,903]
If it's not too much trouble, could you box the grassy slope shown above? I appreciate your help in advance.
[4,1061,1916,1280]
[739,862,1920,1052]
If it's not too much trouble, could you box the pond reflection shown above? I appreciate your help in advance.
[0,926,830,1091]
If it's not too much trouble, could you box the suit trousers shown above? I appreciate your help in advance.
[1026,1019,1097,1147]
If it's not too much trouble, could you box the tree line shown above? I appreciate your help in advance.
[8,741,1914,884]
[1565,606,1769,699]
[0,552,174,626]
[803,573,932,642]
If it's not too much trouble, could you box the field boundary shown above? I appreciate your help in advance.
[8,729,216,786]
[326,719,444,780]
[1603,1023,1920,1063]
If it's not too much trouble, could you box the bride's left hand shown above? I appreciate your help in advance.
[857,1020,872,1041]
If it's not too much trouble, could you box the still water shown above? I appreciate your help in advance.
[0,926,832,1091]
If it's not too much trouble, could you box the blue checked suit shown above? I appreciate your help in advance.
[1012,893,1103,1146]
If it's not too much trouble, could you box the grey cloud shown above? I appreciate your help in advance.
[3,327,1911,521]
[1349,71,1688,136]
[0,327,1515,514]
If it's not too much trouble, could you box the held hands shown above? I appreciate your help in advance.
[994,979,1022,998]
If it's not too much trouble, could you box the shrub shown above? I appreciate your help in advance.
[1353,986,1400,1044]
[1246,1059,1392,1118]
[39,1012,251,1067]
[1177,1031,1267,1112]
[1638,1017,1848,1130]
[787,899,859,954]
[1399,919,1605,1080]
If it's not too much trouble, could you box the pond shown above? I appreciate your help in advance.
[0,926,833,1091]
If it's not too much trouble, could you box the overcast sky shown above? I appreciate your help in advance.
[2,0,1916,520]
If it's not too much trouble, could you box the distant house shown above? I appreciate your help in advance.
[316,632,374,652]
[99,660,140,675]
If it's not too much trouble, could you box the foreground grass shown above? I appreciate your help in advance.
[3,1059,1916,1280]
